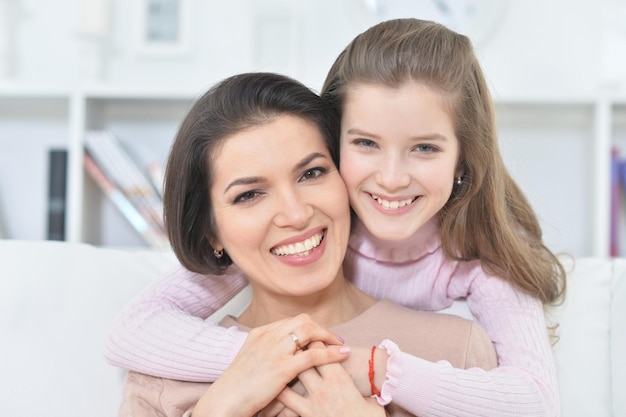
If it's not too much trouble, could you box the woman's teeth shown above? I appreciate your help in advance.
[271,232,324,256]
[372,195,415,210]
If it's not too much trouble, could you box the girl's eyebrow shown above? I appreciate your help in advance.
[223,152,328,193]
[346,128,381,139]
[346,127,449,142]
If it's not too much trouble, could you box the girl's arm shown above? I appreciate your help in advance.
[381,276,560,417]
[104,264,249,382]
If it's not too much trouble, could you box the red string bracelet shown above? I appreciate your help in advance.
[368,345,382,397]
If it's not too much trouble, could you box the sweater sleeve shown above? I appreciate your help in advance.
[381,274,560,417]
[104,264,249,382]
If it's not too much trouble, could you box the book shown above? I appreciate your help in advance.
[47,148,68,241]
[146,160,165,198]
[83,153,170,249]
[0,192,6,239]
[84,130,169,249]
[611,147,620,257]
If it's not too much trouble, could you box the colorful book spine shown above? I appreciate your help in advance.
[83,132,169,249]
[85,130,165,232]
[611,148,619,257]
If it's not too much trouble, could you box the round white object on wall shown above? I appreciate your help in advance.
[365,0,509,47]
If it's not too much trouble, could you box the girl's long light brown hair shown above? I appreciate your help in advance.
[322,18,566,305]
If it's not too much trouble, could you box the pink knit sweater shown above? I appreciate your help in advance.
[105,218,560,417]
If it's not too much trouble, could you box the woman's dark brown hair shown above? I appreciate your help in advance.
[164,72,340,274]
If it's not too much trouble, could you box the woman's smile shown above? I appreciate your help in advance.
[271,229,325,257]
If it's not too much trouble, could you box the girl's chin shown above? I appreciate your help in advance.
[367,225,416,241]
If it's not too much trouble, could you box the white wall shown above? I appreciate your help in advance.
[6,0,625,94]
[2,0,626,256]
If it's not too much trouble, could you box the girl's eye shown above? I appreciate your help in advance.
[353,138,377,148]
[233,190,262,204]
[414,144,438,153]
[300,167,327,181]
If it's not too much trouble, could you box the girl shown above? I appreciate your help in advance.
[106,19,566,417]
[119,71,496,417]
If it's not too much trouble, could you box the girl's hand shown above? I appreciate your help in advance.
[276,342,386,417]
[192,314,347,417]
[340,346,389,396]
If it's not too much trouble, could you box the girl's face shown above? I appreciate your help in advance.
[339,82,460,241]
[210,115,351,299]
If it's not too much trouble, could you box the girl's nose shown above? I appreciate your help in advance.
[375,155,411,191]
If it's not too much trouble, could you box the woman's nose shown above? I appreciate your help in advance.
[273,189,314,228]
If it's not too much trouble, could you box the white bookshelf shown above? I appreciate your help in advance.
[0,85,197,248]
[0,85,620,257]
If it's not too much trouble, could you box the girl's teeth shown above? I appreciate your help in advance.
[373,195,414,210]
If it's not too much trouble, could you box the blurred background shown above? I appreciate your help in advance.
[0,0,625,257]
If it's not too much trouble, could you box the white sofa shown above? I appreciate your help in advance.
[0,239,624,417]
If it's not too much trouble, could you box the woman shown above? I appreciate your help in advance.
[118,72,496,417]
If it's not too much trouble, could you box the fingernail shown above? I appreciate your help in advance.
[339,347,351,354]
[336,335,345,344]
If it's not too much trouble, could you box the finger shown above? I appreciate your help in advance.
[276,404,300,417]
[292,344,350,373]
[289,313,344,347]
[277,385,309,416]
[307,341,326,350]
[295,365,322,388]
[295,341,326,387]
[257,398,285,417]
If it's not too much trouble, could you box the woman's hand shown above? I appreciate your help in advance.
[275,342,386,417]
[192,314,348,417]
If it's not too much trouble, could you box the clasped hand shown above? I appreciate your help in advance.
[191,314,384,417]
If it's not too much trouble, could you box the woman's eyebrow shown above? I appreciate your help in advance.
[223,152,328,193]
[223,176,265,194]
[293,152,327,173]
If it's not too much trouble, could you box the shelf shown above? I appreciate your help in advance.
[0,96,70,241]
[0,87,621,256]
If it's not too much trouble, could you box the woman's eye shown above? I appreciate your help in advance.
[300,167,327,181]
[233,190,261,204]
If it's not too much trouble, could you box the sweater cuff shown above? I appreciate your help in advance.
[223,326,248,364]
[376,339,400,406]
[377,339,438,414]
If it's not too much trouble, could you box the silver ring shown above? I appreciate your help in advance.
[289,332,302,352]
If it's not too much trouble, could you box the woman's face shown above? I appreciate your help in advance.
[339,82,460,242]
[210,115,351,298]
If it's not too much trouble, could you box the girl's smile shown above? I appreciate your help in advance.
[339,81,460,241]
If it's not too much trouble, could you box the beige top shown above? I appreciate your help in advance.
[118,299,497,417]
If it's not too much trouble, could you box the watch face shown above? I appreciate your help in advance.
[369,0,508,46]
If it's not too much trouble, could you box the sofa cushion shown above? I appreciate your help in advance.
[0,240,177,417]
[611,258,626,417]
[547,257,612,417]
